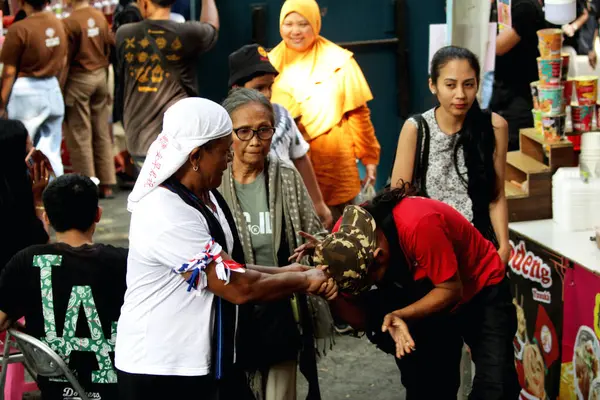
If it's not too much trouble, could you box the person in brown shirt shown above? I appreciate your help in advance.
[0,0,67,176]
[63,0,116,198]
[115,0,218,168]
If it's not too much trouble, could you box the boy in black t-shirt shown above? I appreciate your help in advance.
[0,174,127,400]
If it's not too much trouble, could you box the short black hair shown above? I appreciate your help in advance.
[150,0,176,8]
[25,0,48,11]
[42,174,99,233]
[231,71,275,90]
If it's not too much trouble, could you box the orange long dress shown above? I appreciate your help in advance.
[269,0,381,207]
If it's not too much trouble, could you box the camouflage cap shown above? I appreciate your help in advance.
[314,205,377,296]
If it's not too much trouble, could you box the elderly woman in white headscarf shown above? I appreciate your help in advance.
[114,98,336,400]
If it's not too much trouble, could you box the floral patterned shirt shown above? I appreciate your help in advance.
[409,108,473,222]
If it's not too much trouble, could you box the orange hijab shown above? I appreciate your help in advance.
[269,0,373,139]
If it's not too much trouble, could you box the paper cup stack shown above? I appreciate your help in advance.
[533,29,568,142]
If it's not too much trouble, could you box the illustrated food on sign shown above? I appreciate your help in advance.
[574,327,600,400]
[523,343,546,399]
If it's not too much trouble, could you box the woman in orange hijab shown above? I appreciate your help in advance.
[269,0,381,219]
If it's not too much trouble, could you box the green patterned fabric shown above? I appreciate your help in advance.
[34,254,118,384]
[314,205,378,296]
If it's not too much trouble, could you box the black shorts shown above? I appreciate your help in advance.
[117,369,254,400]
[117,370,217,400]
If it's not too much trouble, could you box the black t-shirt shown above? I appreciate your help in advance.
[493,0,546,109]
[0,243,127,400]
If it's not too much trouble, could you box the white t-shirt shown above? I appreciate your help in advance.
[115,188,234,376]
[269,103,310,163]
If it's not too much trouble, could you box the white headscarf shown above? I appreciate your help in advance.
[127,97,233,212]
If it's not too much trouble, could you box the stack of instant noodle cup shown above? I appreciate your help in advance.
[568,75,598,151]
[531,28,568,143]
[531,28,598,148]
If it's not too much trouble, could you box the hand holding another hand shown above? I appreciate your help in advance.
[304,266,338,300]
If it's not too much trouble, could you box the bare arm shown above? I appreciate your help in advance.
[566,8,589,34]
[489,113,511,264]
[0,64,17,115]
[201,252,330,304]
[589,21,599,68]
[496,27,521,56]
[390,215,463,321]
[293,155,332,229]
[390,121,418,187]
[391,274,463,321]
[200,0,219,30]
[347,105,380,184]
[248,263,309,274]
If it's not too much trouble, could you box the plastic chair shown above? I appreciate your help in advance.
[6,329,90,400]
[0,330,38,400]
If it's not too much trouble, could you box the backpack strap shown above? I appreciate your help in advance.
[412,114,430,197]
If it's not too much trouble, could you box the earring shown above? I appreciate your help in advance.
[432,91,437,94]
[193,165,199,172]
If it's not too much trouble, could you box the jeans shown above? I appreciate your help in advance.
[457,278,520,400]
[7,76,65,176]
[391,279,519,399]
[395,314,463,400]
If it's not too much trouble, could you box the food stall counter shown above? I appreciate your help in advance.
[507,219,600,399]
[509,219,600,272]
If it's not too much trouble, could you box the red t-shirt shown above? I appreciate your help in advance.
[333,197,505,304]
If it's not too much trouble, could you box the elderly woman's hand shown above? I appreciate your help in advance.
[289,231,321,262]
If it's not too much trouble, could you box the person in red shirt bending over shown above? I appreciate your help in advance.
[297,184,519,399]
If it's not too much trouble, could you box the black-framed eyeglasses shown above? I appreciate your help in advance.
[234,127,276,141]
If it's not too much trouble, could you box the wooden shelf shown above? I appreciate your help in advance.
[505,181,527,199]
[520,128,574,148]
[520,128,576,173]
[507,151,551,174]
[506,128,575,222]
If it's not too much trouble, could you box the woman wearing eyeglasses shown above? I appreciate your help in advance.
[219,88,329,400]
